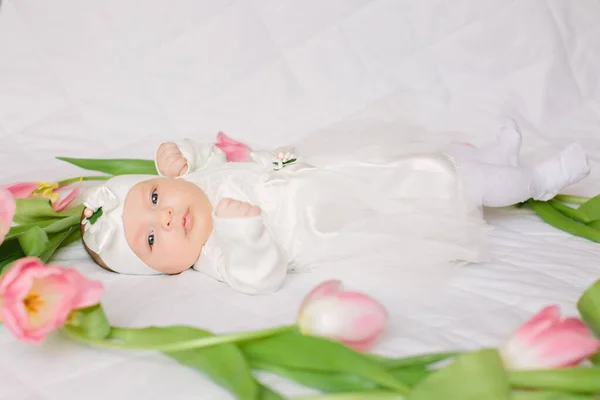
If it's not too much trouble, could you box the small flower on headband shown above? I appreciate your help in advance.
[273,150,297,171]
[82,207,103,225]
[80,185,120,254]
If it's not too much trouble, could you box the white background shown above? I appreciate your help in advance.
[1,1,600,399]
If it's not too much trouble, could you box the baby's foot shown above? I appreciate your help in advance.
[530,142,591,201]
[558,142,591,182]
[494,118,522,167]
[444,119,522,166]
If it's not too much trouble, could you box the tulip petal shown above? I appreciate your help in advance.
[216,131,242,145]
[299,279,343,314]
[215,132,252,162]
[0,257,50,297]
[514,305,561,343]
[52,186,80,212]
[344,333,383,352]
[555,317,594,336]
[332,291,388,342]
[63,268,104,309]
[534,331,600,368]
[0,187,16,243]
[0,300,28,339]
[3,182,38,198]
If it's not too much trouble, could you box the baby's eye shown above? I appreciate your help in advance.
[148,232,155,248]
[151,189,158,205]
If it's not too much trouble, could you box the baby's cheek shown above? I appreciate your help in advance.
[157,235,200,273]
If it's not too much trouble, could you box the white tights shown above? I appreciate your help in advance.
[444,120,591,208]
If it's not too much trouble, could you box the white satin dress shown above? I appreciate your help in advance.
[166,121,490,295]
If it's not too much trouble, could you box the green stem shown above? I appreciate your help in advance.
[291,392,404,400]
[508,368,600,394]
[368,351,458,369]
[63,324,296,352]
[57,175,111,186]
[511,390,594,399]
[548,200,591,223]
[528,200,600,242]
[554,195,590,205]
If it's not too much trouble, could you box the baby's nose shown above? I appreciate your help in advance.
[161,208,173,229]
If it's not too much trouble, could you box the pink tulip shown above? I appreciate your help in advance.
[0,257,104,344]
[0,187,16,245]
[297,280,388,351]
[500,305,600,370]
[2,181,79,212]
[3,182,39,198]
[215,131,252,162]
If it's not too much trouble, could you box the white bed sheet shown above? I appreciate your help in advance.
[1,0,600,399]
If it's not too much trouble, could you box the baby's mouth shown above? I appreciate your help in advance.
[183,209,192,235]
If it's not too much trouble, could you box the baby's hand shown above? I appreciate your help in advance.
[215,198,262,218]
[157,142,188,178]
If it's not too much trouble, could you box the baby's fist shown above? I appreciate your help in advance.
[215,198,262,219]
[157,142,188,178]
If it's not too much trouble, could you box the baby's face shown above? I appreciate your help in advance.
[122,177,213,274]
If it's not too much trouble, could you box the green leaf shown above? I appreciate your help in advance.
[586,220,600,230]
[554,195,590,206]
[18,226,49,257]
[293,392,405,400]
[58,204,85,218]
[240,331,411,395]
[44,214,81,234]
[39,228,75,263]
[252,361,430,394]
[68,304,111,340]
[368,352,457,369]
[56,157,158,176]
[389,366,430,387]
[511,391,593,400]
[590,352,600,366]
[577,279,600,337]
[408,349,510,400]
[508,368,600,394]
[0,236,25,272]
[6,212,80,242]
[548,200,591,223]
[13,197,60,224]
[61,228,82,248]
[528,200,600,242]
[109,326,260,400]
[253,361,380,393]
[0,244,25,274]
[578,194,600,221]
[258,384,286,400]
[6,220,57,239]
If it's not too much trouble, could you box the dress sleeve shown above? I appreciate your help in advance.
[193,215,289,295]
[154,138,226,178]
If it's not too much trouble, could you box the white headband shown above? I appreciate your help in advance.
[81,174,161,275]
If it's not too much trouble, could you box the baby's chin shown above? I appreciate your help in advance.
[144,243,203,275]
[147,258,195,275]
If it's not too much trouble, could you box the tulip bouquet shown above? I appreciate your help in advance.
[1,133,600,399]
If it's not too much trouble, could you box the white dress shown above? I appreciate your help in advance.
[165,119,491,295]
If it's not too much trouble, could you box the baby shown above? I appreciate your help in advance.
[80,119,591,295]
